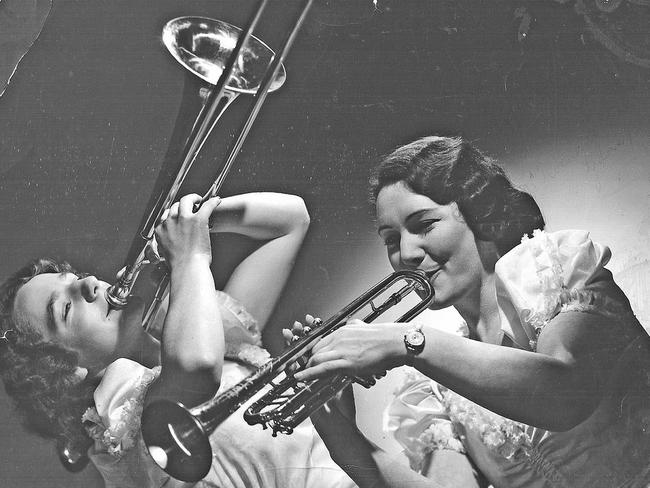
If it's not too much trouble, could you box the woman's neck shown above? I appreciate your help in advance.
[456,271,502,344]
[127,331,161,369]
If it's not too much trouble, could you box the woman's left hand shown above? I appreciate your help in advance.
[294,320,406,382]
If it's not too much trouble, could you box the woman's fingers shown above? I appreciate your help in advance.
[281,328,294,344]
[292,320,304,335]
[161,195,221,223]
[196,195,221,220]
[167,201,180,220]
[178,193,201,216]
[282,320,305,346]
[294,358,350,382]
[282,315,323,347]
[294,349,348,378]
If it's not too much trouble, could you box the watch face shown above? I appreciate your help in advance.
[406,330,425,347]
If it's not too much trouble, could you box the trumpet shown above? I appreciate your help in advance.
[105,0,315,330]
[141,269,434,482]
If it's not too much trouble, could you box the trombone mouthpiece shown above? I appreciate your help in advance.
[105,286,128,309]
[105,262,142,309]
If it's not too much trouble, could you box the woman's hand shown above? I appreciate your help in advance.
[281,315,320,375]
[154,194,221,269]
[294,320,406,382]
[281,314,320,344]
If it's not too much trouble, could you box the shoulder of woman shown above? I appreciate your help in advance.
[497,229,611,278]
[83,359,160,458]
[494,229,634,349]
[93,359,159,410]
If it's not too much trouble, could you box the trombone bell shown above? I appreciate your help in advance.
[162,17,286,92]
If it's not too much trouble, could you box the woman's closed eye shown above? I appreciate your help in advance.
[412,219,439,235]
[64,301,72,321]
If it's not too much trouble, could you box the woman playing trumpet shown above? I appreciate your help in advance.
[0,192,356,488]
[295,135,650,488]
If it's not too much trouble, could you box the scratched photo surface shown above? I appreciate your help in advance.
[0,1,649,486]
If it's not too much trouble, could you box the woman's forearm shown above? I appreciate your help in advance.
[412,325,601,430]
[211,192,310,330]
[300,313,614,431]
[209,192,310,240]
[161,256,224,404]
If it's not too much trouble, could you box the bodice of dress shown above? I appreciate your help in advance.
[384,230,650,488]
[83,291,356,488]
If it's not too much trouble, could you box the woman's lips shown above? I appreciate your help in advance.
[424,269,441,282]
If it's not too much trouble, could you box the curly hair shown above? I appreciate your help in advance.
[0,258,97,468]
[369,135,545,255]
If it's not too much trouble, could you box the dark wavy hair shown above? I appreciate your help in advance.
[0,258,96,469]
[370,135,545,255]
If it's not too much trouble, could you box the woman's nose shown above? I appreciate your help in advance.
[399,235,425,268]
[77,276,99,302]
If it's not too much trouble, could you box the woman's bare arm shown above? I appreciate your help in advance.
[210,192,310,330]
[298,311,640,431]
[147,195,224,407]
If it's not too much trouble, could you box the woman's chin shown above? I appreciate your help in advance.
[426,290,454,310]
[427,300,450,311]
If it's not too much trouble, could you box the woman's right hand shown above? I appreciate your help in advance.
[154,194,221,269]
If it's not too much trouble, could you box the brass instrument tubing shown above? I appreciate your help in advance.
[140,0,315,330]
[198,0,316,208]
[105,0,269,310]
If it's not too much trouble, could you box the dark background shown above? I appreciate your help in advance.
[0,1,649,486]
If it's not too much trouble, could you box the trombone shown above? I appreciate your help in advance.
[105,0,315,331]
[60,0,314,472]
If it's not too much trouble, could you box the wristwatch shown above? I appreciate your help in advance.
[403,324,426,357]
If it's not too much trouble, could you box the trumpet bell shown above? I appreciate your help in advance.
[142,400,212,482]
[162,16,286,93]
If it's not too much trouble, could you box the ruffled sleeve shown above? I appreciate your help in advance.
[83,358,159,457]
[83,359,167,488]
[495,229,632,350]
[383,368,465,472]
[217,290,271,368]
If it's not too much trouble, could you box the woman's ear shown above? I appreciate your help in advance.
[74,366,88,381]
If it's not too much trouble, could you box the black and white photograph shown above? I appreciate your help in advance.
[0,1,649,487]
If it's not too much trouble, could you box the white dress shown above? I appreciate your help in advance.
[82,291,357,488]
[384,230,650,488]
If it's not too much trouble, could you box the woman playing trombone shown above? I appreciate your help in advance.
[0,192,356,488]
